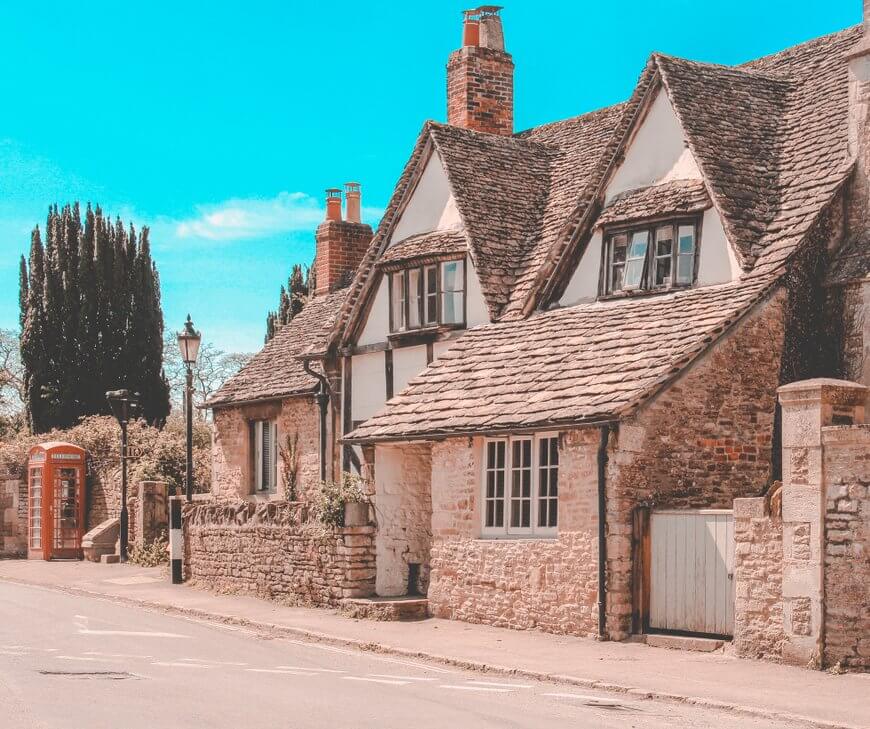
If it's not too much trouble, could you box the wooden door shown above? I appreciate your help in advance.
[48,465,85,559]
[649,510,734,637]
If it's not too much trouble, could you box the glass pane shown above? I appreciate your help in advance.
[624,259,645,289]
[610,264,624,293]
[425,266,437,324]
[441,259,464,293]
[611,234,627,263]
[390,273,405,331]
[623,231,649,290]
[677,254,693,284]
[655,257,672,286]
[628,231,649,258]
[678,225,695,253]
[442,292,464,324]
[408,269,421,329]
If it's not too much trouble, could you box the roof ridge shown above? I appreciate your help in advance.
[514,101,629,140]
[740,23,862,72]
[651,51,792,85]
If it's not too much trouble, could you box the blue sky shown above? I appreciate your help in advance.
[0,1,859,353]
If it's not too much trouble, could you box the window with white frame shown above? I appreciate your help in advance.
[251,419,277,492]
[603,218,698,295]
[388,258,465,332]
[482,435,559,537]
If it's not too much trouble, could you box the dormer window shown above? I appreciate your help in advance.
[603,219,698,295]
[389,258,465,333]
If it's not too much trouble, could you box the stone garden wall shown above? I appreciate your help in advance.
[183,500,375,606]
[0,477,26,557]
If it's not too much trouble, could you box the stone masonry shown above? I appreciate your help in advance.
[606,291,787,638]
[184,500,375,606]
[0,477,26,557]
[211,397,321,502]
[821,423,870,670]
[427,429,600,637]
[733,491,785,661]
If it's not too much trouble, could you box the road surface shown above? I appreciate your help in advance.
[0,580,801,729]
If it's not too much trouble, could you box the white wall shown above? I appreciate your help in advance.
[559,231,602,307]
[351,351,386,423]
[696,208,741,285]
[388,152,463,246]
[393,345,428,396]
[466,260,489,327]
[358,275,390,347]
[605,90,701,203]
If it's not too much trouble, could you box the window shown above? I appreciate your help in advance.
[604,219,698,295]
[388,258,466,332]
[390,272,406,332]
[482,435,559,537]
[251,420,277,492]
[441,259,465,325]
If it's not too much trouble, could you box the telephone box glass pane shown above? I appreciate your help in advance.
[29,467,42,548]
[54,467,79,550]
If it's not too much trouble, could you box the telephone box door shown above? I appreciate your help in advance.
[50,465,85,559]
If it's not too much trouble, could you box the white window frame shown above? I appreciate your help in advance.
[481,433,559,539]
[253,419,278,493]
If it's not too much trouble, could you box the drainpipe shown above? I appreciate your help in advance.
[597,425,610,640]
[302,358,330,482]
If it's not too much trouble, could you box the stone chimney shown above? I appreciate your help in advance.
[313,186,373,296]
[847,0,870,233]
[447,6,514,136]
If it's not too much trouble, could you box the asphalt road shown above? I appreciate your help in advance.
[0,581,802,729]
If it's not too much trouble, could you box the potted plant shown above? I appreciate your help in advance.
[315,471,369,527]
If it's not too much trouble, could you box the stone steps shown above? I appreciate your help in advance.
[643,634,726,653]
[341,596,429,621]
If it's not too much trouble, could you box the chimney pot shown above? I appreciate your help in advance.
[325,188,342,222]
[344,182,362,224]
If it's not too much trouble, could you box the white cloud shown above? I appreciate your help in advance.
[174,191,324,241]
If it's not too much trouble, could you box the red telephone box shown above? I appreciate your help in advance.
[27,442,87,560]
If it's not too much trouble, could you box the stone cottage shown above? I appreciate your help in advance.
[198,6,870,664]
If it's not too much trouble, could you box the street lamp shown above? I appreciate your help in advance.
[106,389,139,563]
[177,314,201,503]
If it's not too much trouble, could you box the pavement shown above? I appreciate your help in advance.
[0,580,797,729]
[0,559,867,729]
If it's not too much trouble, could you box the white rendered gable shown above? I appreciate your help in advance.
[387,151,463,246]
[559,90,740,306]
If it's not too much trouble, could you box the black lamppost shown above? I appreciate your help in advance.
[106,389,139,563]
[176,315,201,502]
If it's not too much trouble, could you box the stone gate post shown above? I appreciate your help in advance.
[777,378,867,666]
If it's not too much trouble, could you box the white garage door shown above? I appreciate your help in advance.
[649,510,734,636]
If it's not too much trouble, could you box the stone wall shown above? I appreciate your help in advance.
[211,397,320,502]
[607,290,787,638]
[427,429,600,637]
[733,492,784,661]
[0,477,26,557]
[183,500,375,606]
[374,443,432,597]
[838,281,870,389]
[822,424,870,671]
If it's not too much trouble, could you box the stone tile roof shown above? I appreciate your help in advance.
[597,180,711,227]
[206,289,347,408]
[827,233,870,285]
[347,276,776,442]
[379,229,467,266]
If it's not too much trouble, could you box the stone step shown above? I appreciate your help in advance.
[100,554,120,564]
[341,596,428,622]
[644,634,726,653]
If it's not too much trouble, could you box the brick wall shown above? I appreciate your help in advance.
[373,443,432,597]
[733,493,785,661]
[822,424,870,670]
[183,500,375,606]
[447,46,514,136]
[211,397,321,502]
[607,290,787,638]
[427,429,600,637]
[313,220,372,296]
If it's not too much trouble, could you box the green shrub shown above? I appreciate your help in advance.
[129,530,169,567]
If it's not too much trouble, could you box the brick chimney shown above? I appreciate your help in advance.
[313,186,373,296]
[447,6,514,136]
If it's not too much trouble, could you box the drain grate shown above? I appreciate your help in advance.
[38,670,139,680]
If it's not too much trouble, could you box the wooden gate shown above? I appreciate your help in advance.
[648,510,734,637]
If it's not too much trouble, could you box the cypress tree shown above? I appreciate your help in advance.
[264,263,311,341]
[19,203,170,431]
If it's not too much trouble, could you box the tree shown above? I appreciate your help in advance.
[0,329,25,414]
[19,203,170,432]
[162,332,252,419]
[264,263,310,342]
